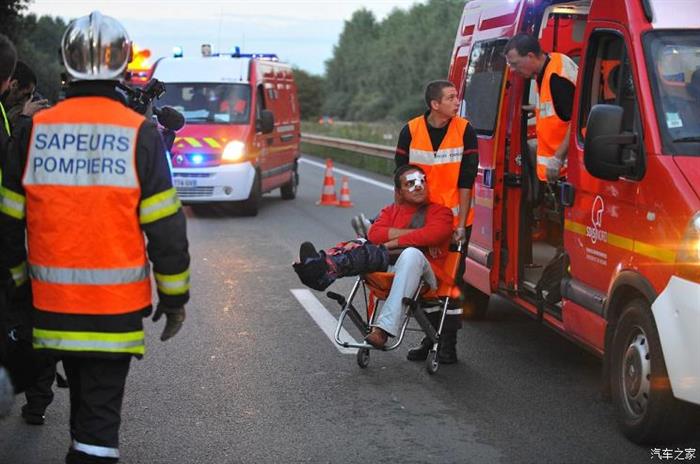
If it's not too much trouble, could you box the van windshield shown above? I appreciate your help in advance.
[159,83,251,124]
[645,31,700,155]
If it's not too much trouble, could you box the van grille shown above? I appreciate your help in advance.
[176,186,214,198]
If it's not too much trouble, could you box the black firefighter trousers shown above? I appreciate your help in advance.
[62,356,131,464]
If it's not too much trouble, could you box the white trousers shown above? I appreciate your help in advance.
[373,247,436,337]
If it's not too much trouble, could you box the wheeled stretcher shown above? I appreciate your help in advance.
[327,243,462,374]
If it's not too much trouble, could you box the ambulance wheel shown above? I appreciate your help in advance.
[281,166,298,200]
[356,348,370,368]
[240,172,261,216]
[610,298,695,444]
[426,350,439,375]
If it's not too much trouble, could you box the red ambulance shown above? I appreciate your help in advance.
[449,0,700,443]
[151,49,300,216]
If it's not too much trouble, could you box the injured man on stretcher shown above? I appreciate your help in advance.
[293,164,453,349]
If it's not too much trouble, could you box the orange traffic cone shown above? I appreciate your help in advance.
[337,176,354,208]
[316,158,339,206]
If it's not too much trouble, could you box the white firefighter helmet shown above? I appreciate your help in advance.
[61,11,131,81]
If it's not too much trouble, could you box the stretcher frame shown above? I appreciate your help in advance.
[327,243,462,375]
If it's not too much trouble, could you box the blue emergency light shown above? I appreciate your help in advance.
[227,46,278,60]
[190,154,204,165]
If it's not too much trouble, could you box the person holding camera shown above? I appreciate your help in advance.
[0,12,190,464]
[1,60,49,131]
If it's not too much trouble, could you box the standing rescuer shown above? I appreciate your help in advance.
[395,80,479,364]
[0,11,190,464]
[504,33,578,183]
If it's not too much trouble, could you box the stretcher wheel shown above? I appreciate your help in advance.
[357,348,370,368]
[426,350,439,375]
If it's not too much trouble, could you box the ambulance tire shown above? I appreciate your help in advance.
[281,166,298,200]
[610,298,696,444]
[240,172,261,216]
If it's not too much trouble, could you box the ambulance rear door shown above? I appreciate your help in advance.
[460,0,525,295]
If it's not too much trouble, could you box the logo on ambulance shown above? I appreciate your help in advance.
[586,195,608,244]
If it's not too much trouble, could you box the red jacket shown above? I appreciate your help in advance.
[368,202,453,271]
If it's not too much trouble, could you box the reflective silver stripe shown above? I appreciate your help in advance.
[24,123,138,187]
[29,264,149,285]
[424,307,464,315]
[72,440,120,459]
[451,206,460,216]
[0,187,26,220]
[139,188,181,224]
[409,146,463,166]
[539,101,556,118]
[537,156,567,169]
[35,338,143,351]
[558,53,579,83]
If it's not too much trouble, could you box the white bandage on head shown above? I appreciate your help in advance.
[404,171,426,192]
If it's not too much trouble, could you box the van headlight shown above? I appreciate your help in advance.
[676,212,700,282]
[222,141,245,162]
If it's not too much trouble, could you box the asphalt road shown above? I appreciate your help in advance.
[0,155,697,463]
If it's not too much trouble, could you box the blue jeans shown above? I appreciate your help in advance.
[373,247,437,337]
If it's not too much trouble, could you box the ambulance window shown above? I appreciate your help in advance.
[578,32,640,139]
[644,31,700,156]
[461,39,507,136]
[159,83,250,124]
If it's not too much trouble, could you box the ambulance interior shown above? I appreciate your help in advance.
[518,3,589,310]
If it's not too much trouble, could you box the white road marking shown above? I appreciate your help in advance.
[290,288,358,354]
[299,157,393,191]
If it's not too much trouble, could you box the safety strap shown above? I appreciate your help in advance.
[407,204,428,229]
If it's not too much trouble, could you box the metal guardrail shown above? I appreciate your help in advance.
[301,133,394,160]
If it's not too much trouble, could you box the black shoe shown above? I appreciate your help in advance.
[406,337,432,361]
[21,406,45,425]
[299,242,319,263]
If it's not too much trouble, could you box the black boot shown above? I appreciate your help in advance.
[406,337,431,361]
[438,330,458,364]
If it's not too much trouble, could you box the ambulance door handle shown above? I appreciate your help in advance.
[560,182,575,207]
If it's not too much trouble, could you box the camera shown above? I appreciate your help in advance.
[119,78,166,115]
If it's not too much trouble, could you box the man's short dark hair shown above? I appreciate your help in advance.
[394,164,426,189]
[504,33,542,57]
[12,61,37,90]
[0,34,17,82]
[424,80,455,109]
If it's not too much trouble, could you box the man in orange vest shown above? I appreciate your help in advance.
[0,12,190,464]
[504,33,578,183]
[395,80,479,364]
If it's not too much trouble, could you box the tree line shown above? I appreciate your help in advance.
[1,0,465,121]
[296,0,465,122]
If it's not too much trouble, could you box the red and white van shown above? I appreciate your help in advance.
[151,50,301,215]
[449,0,700,443]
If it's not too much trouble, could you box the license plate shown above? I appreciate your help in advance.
[174,178,197,188]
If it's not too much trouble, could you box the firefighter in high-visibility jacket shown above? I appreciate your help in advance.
[504,33,578,183]
[395,80,479,365]
[0,12,190,464]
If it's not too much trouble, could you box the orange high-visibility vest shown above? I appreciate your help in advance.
[535,52,578,181]
[23,96,152,315]
[408,115,474,227]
